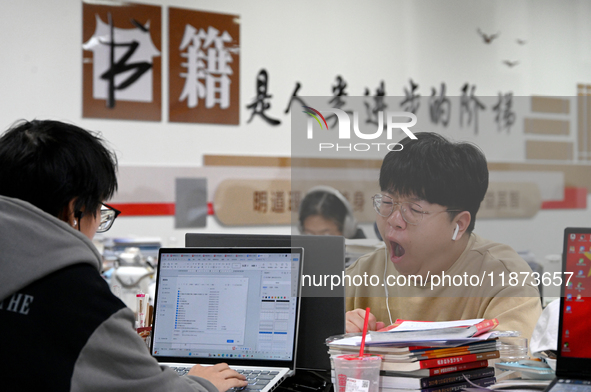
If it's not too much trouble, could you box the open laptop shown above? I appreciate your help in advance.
[150,247,304,392]
[185,233,346,370]
[544,227,591,392]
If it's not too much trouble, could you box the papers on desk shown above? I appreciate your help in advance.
[330,332,494,347]
[370,318,499,342]
[331,318,498,347]
[379,319,487,332]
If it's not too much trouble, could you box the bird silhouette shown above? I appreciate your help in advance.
[503,60,519,67]
[477,28,500,44]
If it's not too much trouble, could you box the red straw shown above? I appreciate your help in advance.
[359,307,371,357]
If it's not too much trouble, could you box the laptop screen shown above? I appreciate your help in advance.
[183,234,346,371]
[151,247,303,366]
[553,228,591,382]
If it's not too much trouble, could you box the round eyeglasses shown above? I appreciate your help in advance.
[97,203,121,233]
[372,194,459,225]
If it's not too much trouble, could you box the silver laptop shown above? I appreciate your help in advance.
[544,228,591,392]
[151,247,304,392]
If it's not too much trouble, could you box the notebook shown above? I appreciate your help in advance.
[184,233,346,370]
[150,247,304,392]
[544,228,591,392]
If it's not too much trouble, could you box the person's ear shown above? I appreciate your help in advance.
[452,211,471,241]
[58,198,78,226]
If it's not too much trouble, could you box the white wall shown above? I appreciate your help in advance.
[2,0,591,296]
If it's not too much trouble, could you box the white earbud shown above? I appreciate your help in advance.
[452,223,460,241]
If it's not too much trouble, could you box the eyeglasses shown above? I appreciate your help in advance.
[372,194,460,225]
[97,203,121,233]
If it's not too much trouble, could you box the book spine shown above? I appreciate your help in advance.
[422,376,496,392]
[419,351,499,369]
[428,359,489,376]
[421,367,495,388]
[418,346,494,359]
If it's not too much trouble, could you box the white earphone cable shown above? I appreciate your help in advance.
[383,247,393,325]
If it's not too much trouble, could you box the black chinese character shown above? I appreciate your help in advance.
[100,14,153,108]
[246,69,281,126]
[460,83,486,135]
[284,82,309,114]
[400,79,420,114]
[492,92,515,133]
[325,75,354,127]
[364,81,387,130]
[429,83,451,127]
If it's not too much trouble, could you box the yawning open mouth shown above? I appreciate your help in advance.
[391,241,406,257]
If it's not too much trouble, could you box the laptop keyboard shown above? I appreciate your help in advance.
[171,367,280,391]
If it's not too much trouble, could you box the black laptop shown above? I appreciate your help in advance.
[185,233,346,371]
[544,228,591,392]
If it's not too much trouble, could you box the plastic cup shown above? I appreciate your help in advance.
[334,354,381,392]
[498,336,528,361]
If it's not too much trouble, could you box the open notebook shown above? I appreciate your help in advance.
[544,228,591,392]
[150,247,304,392]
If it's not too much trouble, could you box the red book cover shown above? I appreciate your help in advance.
[417,351,500,369]
[380,351,499,371]
[381,359,490,377]
[429,360,490,376]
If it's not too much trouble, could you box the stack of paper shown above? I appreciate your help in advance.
[328,319,500,392]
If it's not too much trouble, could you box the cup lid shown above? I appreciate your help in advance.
[336,354,381,361]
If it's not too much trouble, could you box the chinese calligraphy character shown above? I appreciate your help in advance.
[364,81,387,130]
[484,192,495,210]
[325,75,353,128]
[82,13,160,108]
[253,191,268,213]
[284,82,309,114]
[429,83,451,127]
[460,83,486,135]
[510,191,519,209]
[497,191,508,208]
[290,191,301,212]
[353,191,365,212]
[271,191,285,213]
[178,25,234,109]
[246,69,281,125]
[400,79,420,114]
[492,92,515,133]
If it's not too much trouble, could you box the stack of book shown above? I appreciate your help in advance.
[328,319,500,392]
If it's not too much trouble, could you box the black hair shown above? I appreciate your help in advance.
[379,132,488,233]
[298,190,348,234]
[0,119,118,220]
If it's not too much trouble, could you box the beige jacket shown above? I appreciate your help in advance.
[346,233,542,340]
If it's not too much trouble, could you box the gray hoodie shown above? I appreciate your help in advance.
[0,195,219,392]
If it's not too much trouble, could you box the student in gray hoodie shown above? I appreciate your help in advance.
[0,120,248,392]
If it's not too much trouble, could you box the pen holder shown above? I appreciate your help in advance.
[136,293,149,328]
